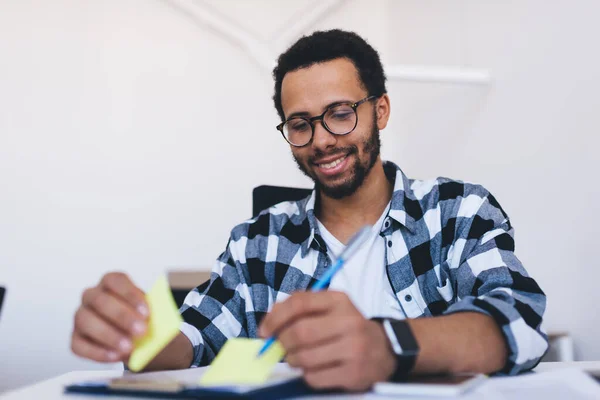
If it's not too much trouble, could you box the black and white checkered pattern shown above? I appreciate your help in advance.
[179,161,548,375]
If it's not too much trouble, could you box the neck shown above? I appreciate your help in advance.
[316,158,393,243]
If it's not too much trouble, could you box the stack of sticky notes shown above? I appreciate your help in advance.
[200,338,285,386]
[128,276,183,372]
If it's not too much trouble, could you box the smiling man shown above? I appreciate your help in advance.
[71,30,548,391]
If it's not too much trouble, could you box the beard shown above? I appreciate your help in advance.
[292,120,381,200]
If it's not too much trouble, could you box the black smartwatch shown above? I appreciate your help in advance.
[378,318,419,381]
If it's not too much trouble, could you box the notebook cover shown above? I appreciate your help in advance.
[64,377,332,400]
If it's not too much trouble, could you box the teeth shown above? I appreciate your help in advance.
[319,155,346,169]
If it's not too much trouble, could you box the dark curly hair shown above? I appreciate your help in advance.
[272,29,387,121]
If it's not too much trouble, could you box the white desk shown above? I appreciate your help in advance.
[2,362,599,400]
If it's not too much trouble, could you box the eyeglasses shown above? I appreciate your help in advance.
[276,95,379,147]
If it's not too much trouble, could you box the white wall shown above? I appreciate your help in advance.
[0,0,598,392]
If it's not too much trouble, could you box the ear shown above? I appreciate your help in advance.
[375,94,391,130]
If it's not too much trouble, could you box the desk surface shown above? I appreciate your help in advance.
[2,361,599,400]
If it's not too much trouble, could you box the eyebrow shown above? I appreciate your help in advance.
[285,99,354,120]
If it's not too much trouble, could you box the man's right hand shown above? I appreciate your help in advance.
[71,272,149,363]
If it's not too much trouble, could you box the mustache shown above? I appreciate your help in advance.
[308,146,358,164]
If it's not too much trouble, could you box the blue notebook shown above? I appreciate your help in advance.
[64,378,323,400]
[64,366,333,400]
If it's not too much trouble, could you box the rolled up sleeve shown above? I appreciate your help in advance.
[443,191,548,375]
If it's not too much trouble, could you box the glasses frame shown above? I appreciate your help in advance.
[276,95,379,147]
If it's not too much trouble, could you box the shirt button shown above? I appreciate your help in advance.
[388,240,392,248]
[405,294,412,302]
[384,219,390,228]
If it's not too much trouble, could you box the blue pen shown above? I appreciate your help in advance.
[257,225,373,357]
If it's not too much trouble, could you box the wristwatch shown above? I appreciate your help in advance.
[378,318,420,381]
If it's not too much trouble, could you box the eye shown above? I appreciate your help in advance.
[327,104,355,122]
[288,119,310,132]
[330,110,354,121]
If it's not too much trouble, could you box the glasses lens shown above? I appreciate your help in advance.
[324,104,357,135]
[282,118,312,146]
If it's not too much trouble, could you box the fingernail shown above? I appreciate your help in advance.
[119,339,132,353]
[107,351,119,361]
[132,321,146,336]
[137,305,149,317]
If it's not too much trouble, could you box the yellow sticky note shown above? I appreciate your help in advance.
[200,338,285,386]
[128,276,183,372]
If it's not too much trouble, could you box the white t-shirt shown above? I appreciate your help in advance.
[316,203,406,320]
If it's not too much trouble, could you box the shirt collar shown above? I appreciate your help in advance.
[384,161,418,233]
[297,161,417,257]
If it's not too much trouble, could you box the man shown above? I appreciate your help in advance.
[71,30,548,391]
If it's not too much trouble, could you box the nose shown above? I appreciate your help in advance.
[311,119,336,151]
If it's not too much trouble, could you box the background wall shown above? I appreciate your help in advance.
[0,0,598,392]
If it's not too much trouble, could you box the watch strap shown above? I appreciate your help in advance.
[373,318,419,382]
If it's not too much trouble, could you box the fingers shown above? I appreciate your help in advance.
[303,363,368,392]
[299,322,397,391]
[72,272,150,364]
[82,287,147,338]
[286,335,351,370]
[278,313,349,353]
[73,307,132,359]
[259,291,351,337]
[71,332,121,362]
[285,328,370,371]
[99,272,148,316]
[269,301,390,392]
[300,336,375,392]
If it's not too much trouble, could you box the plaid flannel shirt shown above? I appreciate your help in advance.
[179,161,548,375]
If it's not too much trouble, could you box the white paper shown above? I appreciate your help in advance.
[371,368,600,400]
[482,368,600,400]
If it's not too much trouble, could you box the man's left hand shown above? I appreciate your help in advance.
[258,291,397,391]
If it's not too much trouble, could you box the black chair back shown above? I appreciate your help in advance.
[0,287,5,319]
[252,185,312,217]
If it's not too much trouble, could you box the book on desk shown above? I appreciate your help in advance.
[64,364,330,400]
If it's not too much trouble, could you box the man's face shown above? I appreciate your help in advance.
[280,58,381,199]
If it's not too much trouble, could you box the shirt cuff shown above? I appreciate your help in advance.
[179,321,205,367]
[444,296,548,375]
